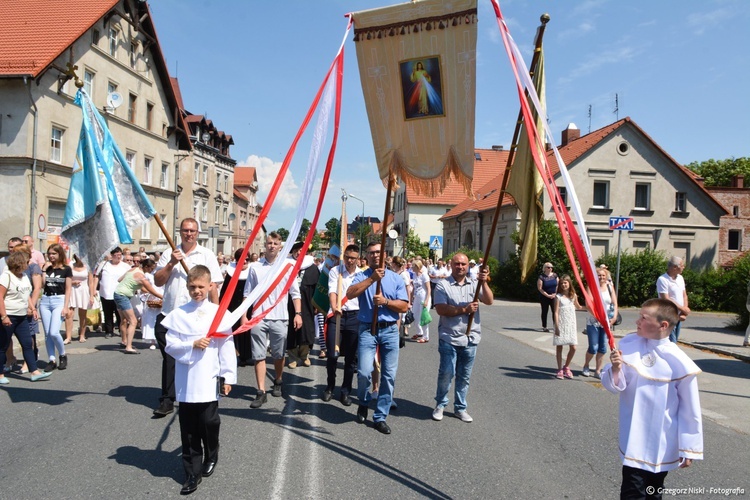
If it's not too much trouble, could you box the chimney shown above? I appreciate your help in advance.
[732,175,744,188]
[561,123,580,146]
[491,145,504,151]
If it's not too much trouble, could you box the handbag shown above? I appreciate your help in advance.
[419,306,432,327]
[606,283,622,326]
[404,309,415,325]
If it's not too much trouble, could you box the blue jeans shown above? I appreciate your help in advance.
[40,294,66,361]
[435,340,477,412]
[357,323,399,423]
[586,324,607,355]
[1,315,38,373]
[669,321,682,343]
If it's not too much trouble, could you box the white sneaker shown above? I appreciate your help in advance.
[455,410,473,422]
[149,344,156,350]
[432,406,444,421]
[582,367,591,377]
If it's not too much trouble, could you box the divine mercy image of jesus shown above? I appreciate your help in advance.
[400,57,444,120]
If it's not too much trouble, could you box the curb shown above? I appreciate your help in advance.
[678,340,750,363]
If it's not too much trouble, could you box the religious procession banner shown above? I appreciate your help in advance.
[352,0,477,196]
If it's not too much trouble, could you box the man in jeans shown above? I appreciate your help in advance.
[347,242,408,435]
[151,218,223,417]
[431,253,493,423]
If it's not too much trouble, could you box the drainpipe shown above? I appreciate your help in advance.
[24,76,39,241]
[477,212,484,250]
[457,219,462,249]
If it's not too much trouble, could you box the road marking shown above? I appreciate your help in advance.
[701,408,728,420]
[534,335,550,343]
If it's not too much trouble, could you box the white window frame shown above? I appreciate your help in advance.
[48,201,67,226]
[202,165,208,186]
[125,151,136,172]
[50,126,64,163]
[160,163,169,189]
[592,181,609,209]
[224,174,229,193]
[143,157,153,185]
[193,199,200,220]
[216,173,221,192]
[129,41,137,68]
[83,69,94,97]
[201,200,208,222]
[140,219,151,239]
[193,163,200,183]
[223,205,228,226]
[215,204,220,223]
[108,27,118,57]
[634,182,651,210]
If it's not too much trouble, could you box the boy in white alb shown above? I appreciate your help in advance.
[164,265,237,495]
[602,298,703,499]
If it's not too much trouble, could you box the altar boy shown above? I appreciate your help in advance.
[164,265,237,495]
[602,298,703,499]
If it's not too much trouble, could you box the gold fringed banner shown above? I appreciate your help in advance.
[352,0,477,197]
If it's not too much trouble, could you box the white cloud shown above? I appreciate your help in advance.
[687,7,734,35]
[241,154,300,210]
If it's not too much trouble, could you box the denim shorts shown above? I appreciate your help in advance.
[113,292,133,311]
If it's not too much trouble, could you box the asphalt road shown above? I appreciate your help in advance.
[1,302,748,499]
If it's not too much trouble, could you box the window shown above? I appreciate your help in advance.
[593,181,609,208]
[201,201,208,222]
[92,29,100,46]
[633,241,651,250]
[215,204,220,223]
[557,186,568,207]
[675,192,687,213]
[107,81,118,95]
[146,103,154,130]
[83,70,94,97]
[202,165,208,185]
[50,126,64,163]
[158,217,167,241]
[216,173,221,191]
[128,93,137,124]
[733,206,740,217]
[193,199,200,220]
[224,174,229,193]
[635,183,651,210]
[143,157,152,184]
[48,201,67,226]
[125,151,136,171]
[728,230,742,251]
[223,206,228,225]
[129,42,137,68]
[162,123,168,138]
[160,163,169,189]
[108,28,118,57]
[140,220,151,239]
[193,163,200,183]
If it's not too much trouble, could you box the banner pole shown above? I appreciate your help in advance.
[154,213,189,274]
[335,191,348,351]
[370,174,397,336]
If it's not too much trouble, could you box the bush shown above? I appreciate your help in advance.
[445,248,500,295]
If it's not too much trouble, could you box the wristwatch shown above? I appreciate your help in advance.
[295,312,302,316]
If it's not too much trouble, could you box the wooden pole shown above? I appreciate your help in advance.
[464,14,550,336]
[334,191,348,352]
[153,213,190,274]
[370,174,397,335]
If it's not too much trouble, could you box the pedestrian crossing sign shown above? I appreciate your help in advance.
[429,235,443,250]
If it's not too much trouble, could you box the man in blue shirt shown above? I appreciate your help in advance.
[346,242,408,434]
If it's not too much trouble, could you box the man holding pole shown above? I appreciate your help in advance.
[151,218,223,417]
[431,253,493,423]
[322,244,360,406]
[347,242,408,434]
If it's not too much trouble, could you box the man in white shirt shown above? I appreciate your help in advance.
[243,232,302,408]
[429,259,450,309]
[94,247,132,339]
[151,218,223,417]
[656,256,690,342]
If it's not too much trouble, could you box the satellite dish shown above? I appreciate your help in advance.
[202,132,211,143]
[107,92,123,109]
[388,229,398,239]
[409,218,417,229]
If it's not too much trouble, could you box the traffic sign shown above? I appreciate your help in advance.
[609,217,634,231]
[429,235,443,250]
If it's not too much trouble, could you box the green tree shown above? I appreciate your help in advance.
[403,229,429,258]
[275,227,290,241]
[323,217,340,244]
[298,218,312,241]
[685,157,750,186]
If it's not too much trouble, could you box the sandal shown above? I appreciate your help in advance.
[79,338,87,343]
[416,338,429,343]
[123,349,140,355]
[63,339,71,345]
[411,334,423,340]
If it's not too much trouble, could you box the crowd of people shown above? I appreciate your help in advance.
[1,226,705,497]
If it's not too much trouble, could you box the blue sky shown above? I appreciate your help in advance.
[149,0,750,231]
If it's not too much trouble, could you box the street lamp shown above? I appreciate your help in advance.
[349,193,365,256]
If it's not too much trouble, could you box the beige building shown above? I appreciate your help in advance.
[0,0,191,254]
[442,118,728,269]
[233,166,265,255]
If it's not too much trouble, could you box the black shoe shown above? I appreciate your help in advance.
[250,391,267,408]
[201,459,217,477]
[271,380,282,397]
[322,389,333,402]
[44,361,56,373]
[340,392,352,406]
[180,474,201,495]
[374,421,391,435]
[58,355,68,370]
[356,405,367,424]
[104,332,112,339]
[153,401,174,417]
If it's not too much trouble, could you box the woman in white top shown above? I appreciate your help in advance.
[410,259,431,343]
[583,269,618,378]
[65,255,95,344]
